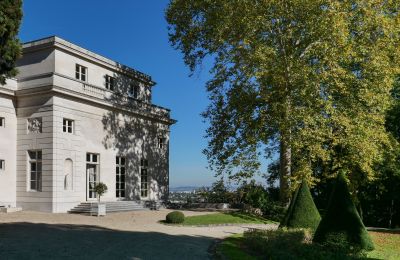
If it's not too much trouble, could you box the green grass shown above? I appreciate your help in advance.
[215,234,257,260]
[216,229,400,259]
[368,231,400,259]
[181,212,275,226]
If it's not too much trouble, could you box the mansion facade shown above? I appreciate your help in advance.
[0,36,175,213]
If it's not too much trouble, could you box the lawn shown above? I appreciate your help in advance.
[216,230,400,259]
[181,212,275,226]
[367,231,400,259]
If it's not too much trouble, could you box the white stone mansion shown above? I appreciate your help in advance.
[0,36,175,213]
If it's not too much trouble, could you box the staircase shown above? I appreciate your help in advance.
[68,201,148,214]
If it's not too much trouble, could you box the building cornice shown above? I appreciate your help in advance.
[22,36,156,87]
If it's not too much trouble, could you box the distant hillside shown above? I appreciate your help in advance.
[170,186,204,192]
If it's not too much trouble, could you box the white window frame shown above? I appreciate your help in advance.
[116,156,126,198]
[158,137,166,149]
[0,160,5,171]
[105,75,115,91]
[75,64,87,82]
[63,118,74,134]
[140,159,149,198]
[0,117,5,128]
[28,150,42,191]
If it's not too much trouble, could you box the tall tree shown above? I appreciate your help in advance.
[166,0,400,202]
[0,0,22,85]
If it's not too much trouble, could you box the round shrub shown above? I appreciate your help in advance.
[166,211,185,224]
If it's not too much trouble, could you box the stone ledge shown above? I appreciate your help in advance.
[0,207,22,213]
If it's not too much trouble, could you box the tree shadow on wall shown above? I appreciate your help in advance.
[101,69,175,201]
[0,222,211,259]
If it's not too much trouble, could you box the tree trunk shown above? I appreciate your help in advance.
[279,137,291,204]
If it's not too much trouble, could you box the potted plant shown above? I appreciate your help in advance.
[93,182,108,216]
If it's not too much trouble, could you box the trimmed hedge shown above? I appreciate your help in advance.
[166,211,185,224]
[280,179,321,231]
[313,172,374,251]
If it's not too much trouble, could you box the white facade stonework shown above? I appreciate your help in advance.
[0,36,175,213]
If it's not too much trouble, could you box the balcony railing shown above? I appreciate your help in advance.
[52,73,170,118]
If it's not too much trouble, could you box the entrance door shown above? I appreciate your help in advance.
[86,164,98,200]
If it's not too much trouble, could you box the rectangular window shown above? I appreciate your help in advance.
[0,117,5,127]
[158,137,166,149]
[63,118,74,133]
[75,64,87,82]
[29,150,42,191]
[116,156,126,198]
[0,160,4,171]
[140,159,148,198]
[128,84,139,99]
[105,75,115,91]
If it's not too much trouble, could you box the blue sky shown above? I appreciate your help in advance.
[19,0,216,187]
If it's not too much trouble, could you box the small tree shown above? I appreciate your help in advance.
[313,172,374,251]
[280,179,321,231]
[94,182,108,202]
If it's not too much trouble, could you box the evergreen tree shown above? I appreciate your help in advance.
[0,0,23,85]
[280,179,321,231]
[313,172,374,251]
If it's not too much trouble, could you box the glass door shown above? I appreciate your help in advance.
[86,153,99,201]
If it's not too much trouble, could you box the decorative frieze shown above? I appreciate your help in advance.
[28,117,42,133]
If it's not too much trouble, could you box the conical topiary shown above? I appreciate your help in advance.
[313,172,374,251]
[280,179,321,231]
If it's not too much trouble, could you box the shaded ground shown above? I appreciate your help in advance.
[0,210,277,259]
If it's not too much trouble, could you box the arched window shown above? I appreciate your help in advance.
[64,159,73,190]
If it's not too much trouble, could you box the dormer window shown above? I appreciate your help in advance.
[129,84,140,99]
[105,75,115,91]
[75,64,87,82]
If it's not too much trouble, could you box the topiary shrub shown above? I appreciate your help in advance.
[280,179,321,231]
[313,172,374,251]
[166,211,185,224]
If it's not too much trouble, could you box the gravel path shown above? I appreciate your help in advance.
[0,209,277,259]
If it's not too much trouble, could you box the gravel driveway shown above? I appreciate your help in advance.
[0,210,276,259]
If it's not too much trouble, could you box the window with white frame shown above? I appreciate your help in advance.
[105,75,115,91]
[158,137,166,149]
[29,150,42,191]
[63,118,74,133]
[128,84,139,99]
[140,159,148,198]
[0,160,5,171]
[116,156,126,198]
[75,64,87,81]
[0,117,5,127]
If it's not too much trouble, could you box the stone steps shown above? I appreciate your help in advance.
[68,201,148,214]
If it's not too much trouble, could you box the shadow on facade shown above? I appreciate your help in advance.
[101,70,172,201]
[0,222,212,259]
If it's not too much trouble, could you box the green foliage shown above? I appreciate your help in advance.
[207,178,230,203]
[218,229,399,260]
[243,228,368,259]
[166,0,400,198]
[236,180,268,209]
[314,172,374,251]
[93,182,108,202]
[0,0,22,84]
[165,211,185,224]
[280,180,321,231]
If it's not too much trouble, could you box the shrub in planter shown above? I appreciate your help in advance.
[166,211,185,224]
[280,179,321,231]
[313,172,374,251]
